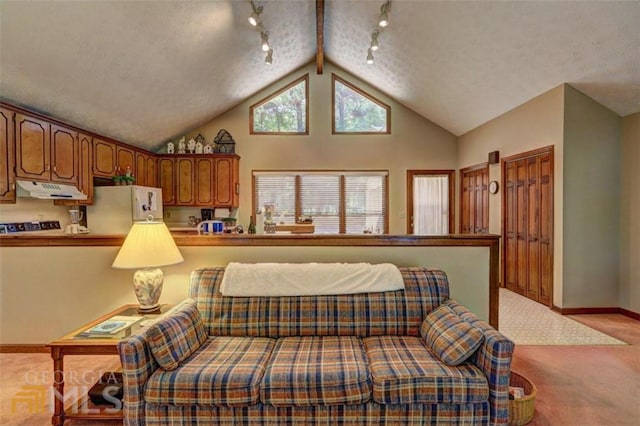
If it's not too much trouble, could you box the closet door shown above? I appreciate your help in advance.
[503,147,553,305]
[460,164,489,234]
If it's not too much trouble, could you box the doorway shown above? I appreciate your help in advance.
[406,170,455,234]
[502,146,554,306]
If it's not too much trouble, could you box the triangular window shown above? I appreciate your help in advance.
[250,74,309,134]
[332,74,390,134]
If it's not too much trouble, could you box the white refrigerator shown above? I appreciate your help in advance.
[87,185,163,234]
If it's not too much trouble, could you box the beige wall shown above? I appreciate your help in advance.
[183,61,458,234]
[562,86,621,308]
[457,85,565,305]
[620,113,640,313]
[0,245,490,344]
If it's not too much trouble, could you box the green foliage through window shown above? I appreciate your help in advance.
[333,74,390,134]
[250,75,308,134]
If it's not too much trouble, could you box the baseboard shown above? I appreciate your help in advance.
[552,305,640,321]
[619,308,640,321]
[0,344,48,353]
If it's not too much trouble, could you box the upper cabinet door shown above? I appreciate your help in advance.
[214,156,239,207]
[15,113,50,180]
[0,107,15,203]
[158,157,175,205]
[195,157,214,205]
[135,152,148,187]
[93,138,117,177]
[175,157,195,205]
[146,156,157,187]
[50,124,79,184]
[116,146,135,176]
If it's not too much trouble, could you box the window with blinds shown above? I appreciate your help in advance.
[253,171,388,234]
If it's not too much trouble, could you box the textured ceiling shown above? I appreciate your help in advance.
[1,0,638,150]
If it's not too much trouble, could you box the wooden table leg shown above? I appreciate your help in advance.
[51,347,65,426]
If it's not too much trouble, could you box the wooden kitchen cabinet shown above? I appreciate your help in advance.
[157,154,239,207]
[135,151,157,187]
[92,138,117,177]
[175,157,195,205]
[116,145,135,176]
[195,157,214,205]
[0,107,15,203]
[213,156,239,207]
[14,113,79,185]
[158,157,176,205]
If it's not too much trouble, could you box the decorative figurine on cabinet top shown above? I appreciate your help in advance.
[187,138,196,154]
[204,144,214,154]
[167,141,175,154]
[177,137,186,154]
[213,129,235,154]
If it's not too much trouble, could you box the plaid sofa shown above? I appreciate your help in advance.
[118,266,514,425]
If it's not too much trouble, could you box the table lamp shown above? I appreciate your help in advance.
[112,219,184,313]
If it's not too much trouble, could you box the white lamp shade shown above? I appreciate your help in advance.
[112,221,183,269]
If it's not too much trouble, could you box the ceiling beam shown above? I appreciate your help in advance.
[316,0,325,74]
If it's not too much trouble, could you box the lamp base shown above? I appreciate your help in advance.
[132,268,164,313]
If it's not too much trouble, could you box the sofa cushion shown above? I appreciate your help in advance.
[260,336,371,406]
[147,299,208,371]
[144,336,275,406]
[363,336,489,404]
[420,304,484,366]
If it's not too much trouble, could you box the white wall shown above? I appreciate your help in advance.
[0,245,490,344]
[562,85,621,308]
[457,85,565,305]
[620,113,640,313]
[181,61,458,234]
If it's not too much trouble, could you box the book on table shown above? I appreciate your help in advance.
[83,316,142,335]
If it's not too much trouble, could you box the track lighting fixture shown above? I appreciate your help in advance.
[248,0,262,26]
[370,29,380,51]
[366,48,374,65]
[365,2,391,64]
[378,1,391,27]
[261,31,270,52]
[248,1,274,65]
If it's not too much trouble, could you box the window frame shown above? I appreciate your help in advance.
[249,74,310,135]
[331,73,391,135]
[252,170,389,234]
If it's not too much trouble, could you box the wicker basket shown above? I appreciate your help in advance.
[508,371,537,426]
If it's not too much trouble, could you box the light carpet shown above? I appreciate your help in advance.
[498,288,627,345]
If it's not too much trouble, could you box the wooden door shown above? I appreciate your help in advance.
[0,107,15,203]
[175,158,195,205]
[135,152,148,186]
[77,133,93,204]
[158,157,175,205]
[213,156,239,207]
[195,157,214,205]
[50,124,79,184]
[503,147,553,305]
[460,164,489,234]
[93,139,117,177]
[15,113,50,180]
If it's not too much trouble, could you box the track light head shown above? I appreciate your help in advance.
[265,48,273,65]
[370,29,380,51]
[248,1,263,26]
[261,31,270,52]
[378,1,391,27]
[366,48,374,64]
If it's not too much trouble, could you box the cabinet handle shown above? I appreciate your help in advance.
[46,164,50,171]
[53,166,57,172]
[235,183,239,195]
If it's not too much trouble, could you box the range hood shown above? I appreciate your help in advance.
[16,180,88,200]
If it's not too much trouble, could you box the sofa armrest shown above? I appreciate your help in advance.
[118,333,159,426]
[444,299,515,425]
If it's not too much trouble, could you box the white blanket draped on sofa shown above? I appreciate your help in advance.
[220,262,404,296]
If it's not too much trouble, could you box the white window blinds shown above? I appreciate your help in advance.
[253,171,388,234]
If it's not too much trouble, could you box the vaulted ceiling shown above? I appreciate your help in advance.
[1,0,638,151]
